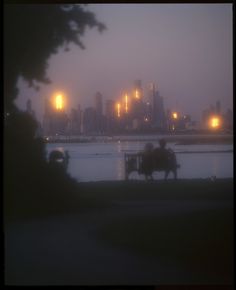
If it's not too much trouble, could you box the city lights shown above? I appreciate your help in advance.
[209,116,221,129]
[172,112,178,119]
[125,94,128,113]
[40,80,232,137]
[117,102,121,117]
[54,93,64,110]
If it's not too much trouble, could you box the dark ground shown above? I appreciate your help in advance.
[4,179,234,286]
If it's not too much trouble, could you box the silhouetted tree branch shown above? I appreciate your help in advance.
[4,4,106,112]
[4,4,106,220]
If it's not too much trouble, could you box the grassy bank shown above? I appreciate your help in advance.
[79,178,233,284]
[77,178,233,209]
[5,178,233,223]
[78,179,233,284]
[5,178,233,285]
[96,206,233,284]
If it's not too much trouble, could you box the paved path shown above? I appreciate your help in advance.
[4,200,232,285]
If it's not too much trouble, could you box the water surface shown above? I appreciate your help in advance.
[46,141,233,182]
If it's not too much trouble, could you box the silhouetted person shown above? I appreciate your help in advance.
[153,138,179,180]
[154,139,169,167]
[141,143,154,180]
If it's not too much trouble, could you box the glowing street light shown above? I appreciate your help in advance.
[209,116,221,129]
[135,90,140,99]
[172,112,178,119]
[54,93,64,111]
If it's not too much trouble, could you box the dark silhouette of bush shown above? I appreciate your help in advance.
[4,4,105,221]
[4,110,79,220]
[4,4,105,112]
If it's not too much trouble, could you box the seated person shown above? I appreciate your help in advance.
[141,143,154,177]
[153,139,170,168]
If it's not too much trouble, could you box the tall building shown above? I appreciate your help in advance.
[105,99,115,133]
[42,96,68,136]
[150,84,166,130]
[83,107,96,134]
[131,80,145,127]
[105,99,114,118]
[94,92,103,116]
[148,83,156,99]
[94,92,104,133]
[223,108,233,131]
[133,79,143,100]
[147,83,156,122]
[68,108,80,135]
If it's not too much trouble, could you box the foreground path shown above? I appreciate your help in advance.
[5,196,233,285]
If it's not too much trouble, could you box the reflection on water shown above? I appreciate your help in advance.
[47,141,233,182]
[176,153,232,179]
[116,141,124,180]
[117,157,124,180]
[212,155,220,177]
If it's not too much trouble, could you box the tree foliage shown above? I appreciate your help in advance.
[4,4,105,220]
[4,4,106,112]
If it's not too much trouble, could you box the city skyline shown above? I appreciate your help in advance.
[26,78,231,127]
[15,4,233,123]
[38,78,232,136]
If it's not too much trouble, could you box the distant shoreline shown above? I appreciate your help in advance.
[44,133,233,145]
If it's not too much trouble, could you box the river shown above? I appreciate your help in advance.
[46,139,233,182]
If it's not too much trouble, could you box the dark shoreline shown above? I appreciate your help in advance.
[44,134,233,144]
[77,178,233,209]
[5,178,233,224]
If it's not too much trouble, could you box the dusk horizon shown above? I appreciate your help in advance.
[15,3,233,124]
[5,4,233,286]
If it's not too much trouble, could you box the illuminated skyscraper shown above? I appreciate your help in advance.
[133,79,143,100]
[151,84,166,130]
[42,95,68,136]
[131,80,145,124]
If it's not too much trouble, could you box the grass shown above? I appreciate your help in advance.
[5,178,233,284]
[96,206,233,283]
[77,179,233,207]
[76,178,233,283]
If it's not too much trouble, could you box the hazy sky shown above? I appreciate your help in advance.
[16,3,233,123]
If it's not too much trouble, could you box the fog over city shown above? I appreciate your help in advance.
[5,4,234,285]
[15,4,233,124]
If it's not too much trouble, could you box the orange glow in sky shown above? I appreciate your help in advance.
[210,116,220,129]
[135,90,140,99]
[117,102,121,117]
[172,112,178,119]
[55,94,64,110]
[125,94,128,113]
